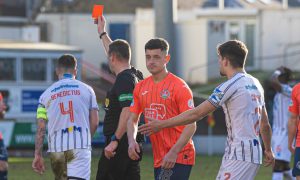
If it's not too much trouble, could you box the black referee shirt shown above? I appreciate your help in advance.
[103,67,143,136]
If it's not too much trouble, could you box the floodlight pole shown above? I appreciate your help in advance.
[153,0,178,75]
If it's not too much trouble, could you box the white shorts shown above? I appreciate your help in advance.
[216,158,260,180]
[272,135,291,162]
[49,149,91,180]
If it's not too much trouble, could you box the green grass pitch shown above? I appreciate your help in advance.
[8,152,273,179]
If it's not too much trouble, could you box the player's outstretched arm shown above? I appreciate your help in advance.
[127,112,141,161]
[260,107,275,167]
[288,113,298,154]
[32,118,46,175]
[162,123,197,169]
[97,16,112,55]
[139,100,216,135]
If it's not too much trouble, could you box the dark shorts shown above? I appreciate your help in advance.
[0,140,7,162]
[96,135,141,180]
[293,147,300,177]
[154,163,192,180]
[273,159,291,172]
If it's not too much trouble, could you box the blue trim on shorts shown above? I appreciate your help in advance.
[0,140,8,162]
[154,163,192,180]
[293,147,300,177]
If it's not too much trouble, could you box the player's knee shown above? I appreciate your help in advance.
[0,161,8,171]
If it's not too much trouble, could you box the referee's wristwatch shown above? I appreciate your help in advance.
[111,134,120,144]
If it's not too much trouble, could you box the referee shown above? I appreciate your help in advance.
[96,16,144,180]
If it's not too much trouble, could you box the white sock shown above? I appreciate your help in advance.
[283,170,295,180]
[272,172,283,180]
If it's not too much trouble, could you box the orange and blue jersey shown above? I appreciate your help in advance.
[289,83,300,147]
[130,73,195,168]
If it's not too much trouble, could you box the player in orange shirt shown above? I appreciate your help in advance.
[288,83,300,179]
[127,38,196,180]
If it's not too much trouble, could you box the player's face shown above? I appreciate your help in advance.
[218,54,226,76]
[145,49,169,75]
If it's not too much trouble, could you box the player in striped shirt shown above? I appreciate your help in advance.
[0,93,8,180]
[127,38,196,180]
[270,67,295,180]
[32,54,99,179]
[139,40,275,180]
[288,82,300,180]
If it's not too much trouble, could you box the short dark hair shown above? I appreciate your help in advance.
[217,40,248,68]
[145,38,169,53]
[108,39,131,62]
[57,54,77,69]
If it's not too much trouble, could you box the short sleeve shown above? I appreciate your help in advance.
[130,83,142,115]
[115,73,135,108]
[289,85,299,115]
[89,88,99,111]
[38,92,46,107]
[208,80,238,108]
[175,83,194,113]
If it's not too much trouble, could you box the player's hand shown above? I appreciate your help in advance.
[128,141,140,161]
[97,16,106,35]
[263,149,275,167]
[104,141,118,159]
[162,150,177,169]
[288,144,295,154]
[32,155,45,175]
[138,117,162,136]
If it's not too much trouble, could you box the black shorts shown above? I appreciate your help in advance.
[154,163,192,180]
[96,135,141,180]
[0,140,7,162]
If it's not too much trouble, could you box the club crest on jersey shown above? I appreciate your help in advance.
[105,98,109,107]
[188,99,194,108]
[160,89,170,99]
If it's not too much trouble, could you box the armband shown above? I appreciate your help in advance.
[37,107,48,120]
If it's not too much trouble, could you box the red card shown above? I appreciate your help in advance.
[92,5,104,18]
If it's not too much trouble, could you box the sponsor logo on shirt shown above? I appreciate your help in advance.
[145,103,166,119]
[276,145,282,157]
[62,126,82,134]
[245,84,258,90]
[160,89,170,99]
[142,91,149,96]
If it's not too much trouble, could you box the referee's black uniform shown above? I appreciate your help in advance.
[96,67,143,180]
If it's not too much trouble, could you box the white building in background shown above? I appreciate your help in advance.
[36,6,300,84]
[0,41,82,121]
